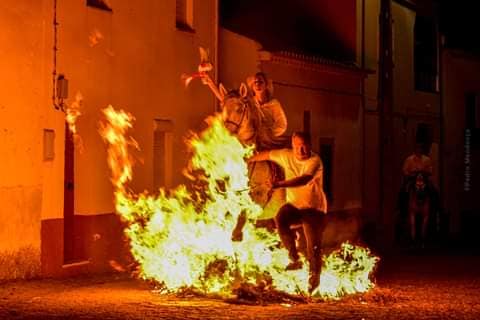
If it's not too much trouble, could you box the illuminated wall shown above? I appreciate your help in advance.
[57,0,218,217]
[0,0,61,279]
[0,0,218,278]
[219,29,261,90]
[358,0,381,228]
[442,50,480,236]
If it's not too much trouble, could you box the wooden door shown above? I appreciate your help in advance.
[63,122,75,263]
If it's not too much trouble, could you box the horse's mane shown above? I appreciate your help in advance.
[222,88,255,113]
[224,89,241,99]
[223,89,252,102]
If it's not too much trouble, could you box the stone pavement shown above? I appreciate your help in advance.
[1,250,480,319]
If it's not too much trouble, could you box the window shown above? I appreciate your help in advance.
[319,138,334,203]
[414,15,438,92]
[415,123,433,154]
[87,0,112,12]
[176,0,194,32]
[153,120,174,190]
[43,129,55,161]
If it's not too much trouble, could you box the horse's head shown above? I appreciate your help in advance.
[408,171,429,203]
[415,172,426,190]
[219,83,257,144]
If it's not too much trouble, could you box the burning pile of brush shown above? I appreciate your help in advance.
[100,106,379,302]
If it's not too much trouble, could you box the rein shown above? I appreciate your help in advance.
[223,99,248,134]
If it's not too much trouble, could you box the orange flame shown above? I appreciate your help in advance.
[99,105,138,204]
[65,92,84,152]
[99,106,379,298]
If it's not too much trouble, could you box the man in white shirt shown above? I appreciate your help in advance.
[400,143,437,199]
[402,143,433,178]
[249,131,327,293]
[397,143,440,242]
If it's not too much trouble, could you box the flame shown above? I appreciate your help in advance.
[99,106,379,298]
[65,92,83,135]
[65,92,84,152]
[316,242,379,298]
[99,105,138,193]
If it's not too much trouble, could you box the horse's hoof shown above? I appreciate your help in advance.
[285,260,303,271]
[231,232,243,242]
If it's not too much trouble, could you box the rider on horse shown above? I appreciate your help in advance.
[246,72,288,150]
[402,143,433,181]
[183,48,288,149]
[399,143,439,244]
[399,143,432,202]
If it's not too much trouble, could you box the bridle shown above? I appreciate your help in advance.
[408,172,428,204]
[222,97,248,134]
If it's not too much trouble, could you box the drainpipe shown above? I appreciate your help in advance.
[214,0,219,112]
[378,0,394,247]
[438,31,445,237]
[361,0,366,224]
[52,0,59,110]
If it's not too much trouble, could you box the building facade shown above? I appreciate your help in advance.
[441,49,480,242]
[1,0,477,279]
[361,0,442,246]
[0,0,218,278]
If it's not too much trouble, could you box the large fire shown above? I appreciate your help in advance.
[99,105,379,299]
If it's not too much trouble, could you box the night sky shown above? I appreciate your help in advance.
[220,0,480,58]
[220,0,356,61]
[439,0,480,54]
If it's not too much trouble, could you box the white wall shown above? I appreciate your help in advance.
[56,0,218,216]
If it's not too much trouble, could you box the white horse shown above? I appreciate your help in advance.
[213,83,287,240]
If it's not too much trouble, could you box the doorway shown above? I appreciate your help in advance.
[63,122,75,263]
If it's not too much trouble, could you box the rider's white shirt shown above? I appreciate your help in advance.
[269,149,327,213]
[256,98,287,138]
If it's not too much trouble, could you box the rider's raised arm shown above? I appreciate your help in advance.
[201,74,223,102]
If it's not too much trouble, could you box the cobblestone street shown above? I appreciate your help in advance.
[1,250,480,319]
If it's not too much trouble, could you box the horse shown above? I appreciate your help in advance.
[217,83,287,240]
[218,83,258,146]
[218,83,288,151]
[407,171,431,246]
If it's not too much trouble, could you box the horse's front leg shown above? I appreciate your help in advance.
[420,201,430,245]
[294,227,307,256]
[408,204,416,243]
[231,211,246,242]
